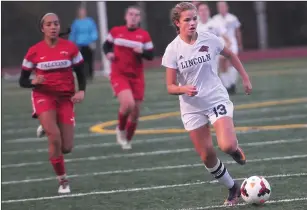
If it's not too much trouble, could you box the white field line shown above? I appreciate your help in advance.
[2,135,187,155]
[1,122,95,135]
[2,112,306,135]
[3,110,306,137]
[2,98,307,131]
[2,154,307,185]
[4,132,105,143]
[2,138,306,169]
[2,173,307,204]
[174,197,307,210]
[3,103,306,129]
[3,131,184,144]
[1,99,179,120]
[2,131,306,155]
[3,124,268,144]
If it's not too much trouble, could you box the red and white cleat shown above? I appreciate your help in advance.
[116,126,131,150]
[36,125,45,138]
[58,178,71,194]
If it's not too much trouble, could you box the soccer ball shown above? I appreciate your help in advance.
[240,176,271,205]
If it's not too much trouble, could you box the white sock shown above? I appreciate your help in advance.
[229,66,238,85]
[206,159,234,189]
[219,72,232,88]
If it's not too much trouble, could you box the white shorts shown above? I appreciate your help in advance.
[181,100,234,131]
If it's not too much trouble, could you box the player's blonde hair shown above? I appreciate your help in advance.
[170,2,197,34]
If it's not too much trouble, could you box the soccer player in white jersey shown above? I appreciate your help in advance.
[196,2,229,44]
[213,1,243,94]
[162,2,252,205]
[196,2,230,74]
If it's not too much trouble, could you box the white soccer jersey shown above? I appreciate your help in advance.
[197,18,227,37]
[162,32,229,115]
[213,13,241,53]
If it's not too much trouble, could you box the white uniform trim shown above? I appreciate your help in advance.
[22,59,34,69]
[72,52,84,65]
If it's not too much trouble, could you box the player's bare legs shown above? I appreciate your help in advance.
[213,116,245,205]
[124,100,142,149]
[189,124,238,205]
[213,116,246,165]
[38,111,70,194]
[189,124,217,167]
[58,123,74,154]
[116,89,135,149]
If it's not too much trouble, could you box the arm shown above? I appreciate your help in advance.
[142,49,154,60]
[166,68,197,96]
[19,47,44,88]
[102,40,113,54]
[19,70,34,88]
[71,46,86,91]
[73,63,86,91]
[102,28,116,61]
[141,31,154,60]
[166,68,184,95]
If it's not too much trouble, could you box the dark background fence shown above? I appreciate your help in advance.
[2,1,307,68]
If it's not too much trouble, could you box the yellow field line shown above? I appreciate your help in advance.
[89,97,307,135]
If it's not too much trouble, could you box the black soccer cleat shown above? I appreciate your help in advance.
[230,147,246,165]
[224,181,241,206]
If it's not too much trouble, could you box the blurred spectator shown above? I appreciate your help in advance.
[69,6,98,81]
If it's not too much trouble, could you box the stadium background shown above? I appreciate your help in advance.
[1,1,307,209]
[2,1,307,70]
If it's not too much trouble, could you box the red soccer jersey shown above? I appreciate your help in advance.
[106,26,154,78]
[22,38,84,96]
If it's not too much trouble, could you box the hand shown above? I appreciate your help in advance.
[31,75,45,85]
[106,52,115,61]
[71,91,85,104]
[133,47,143,54]
[242,77,252,95]
[182,85,198,97]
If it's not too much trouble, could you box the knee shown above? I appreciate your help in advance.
[45,128,61,145]
[120,101,136,114]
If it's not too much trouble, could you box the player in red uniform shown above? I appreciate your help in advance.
[19,13,86,194]
[102,5,154,150]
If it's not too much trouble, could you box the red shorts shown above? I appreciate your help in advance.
[31,91,75,125]
[110,74,145,101]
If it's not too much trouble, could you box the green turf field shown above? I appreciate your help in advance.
[2,58,307,210]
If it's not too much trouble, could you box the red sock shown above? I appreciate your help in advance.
[126,121,137,142]
[50,155,66,177]
[118,112,129,130]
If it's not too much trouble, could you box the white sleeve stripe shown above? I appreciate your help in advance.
[144,41,154,50]
[106,33,114,42]
[72,52,84,64]
[22,59,34,69]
